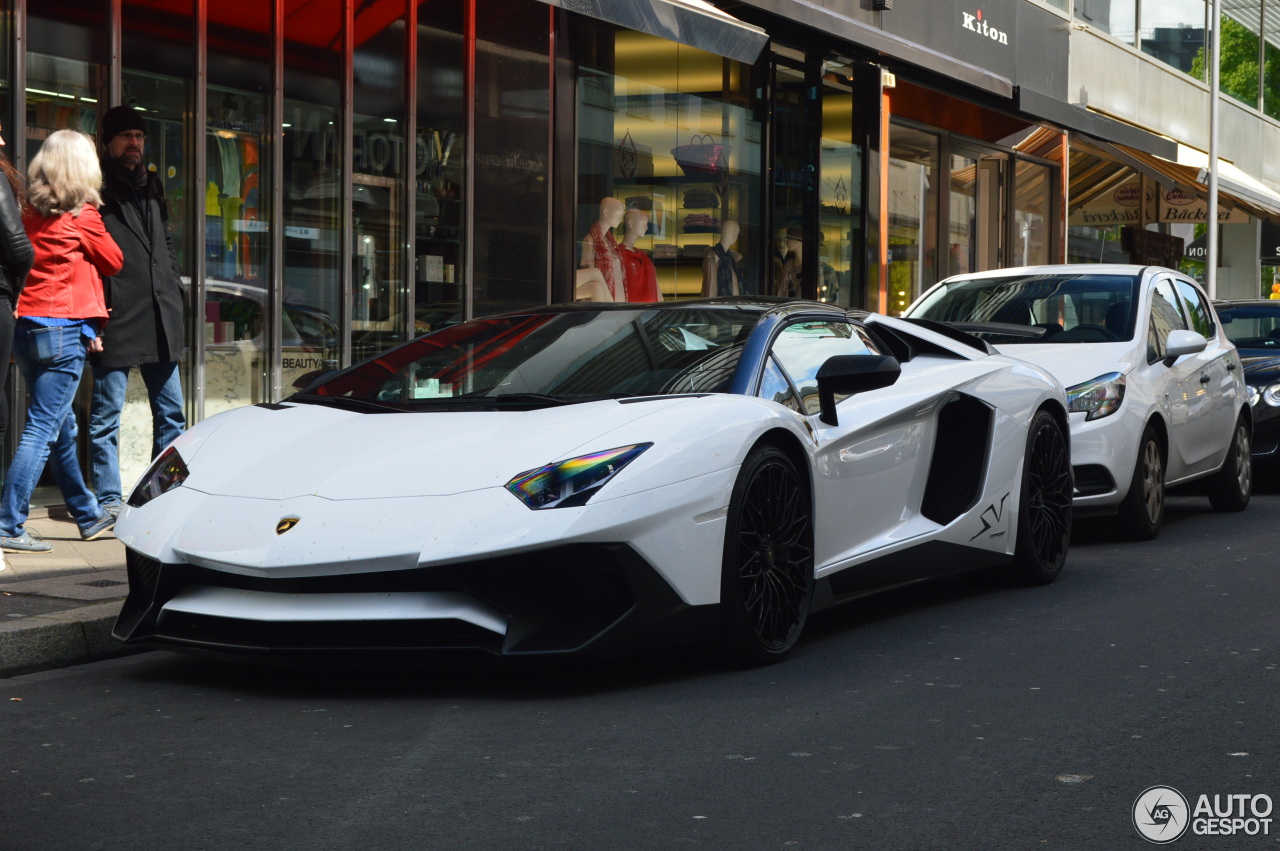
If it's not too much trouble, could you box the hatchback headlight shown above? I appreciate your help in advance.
[506,444,651,510]
[127,446,190,507]
[1066,372,1126,421]
[1247,384,1261,407]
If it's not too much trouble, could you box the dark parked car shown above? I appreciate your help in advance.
[1215,299,1280,472]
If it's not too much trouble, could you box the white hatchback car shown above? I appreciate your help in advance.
[905,264,1251,539]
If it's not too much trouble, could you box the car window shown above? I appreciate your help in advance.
[758,355,801,412]
[1173,280,1214,338]
[908,273,1139,342]
[1218,304,1280,350]
[770,320,879,415]
[1149,278,1187,363]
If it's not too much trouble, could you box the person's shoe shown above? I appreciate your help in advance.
[103,502,122,520]
[79,513,116,541]
[1,531,52,553]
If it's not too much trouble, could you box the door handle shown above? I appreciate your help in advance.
[1199,374,1211,384]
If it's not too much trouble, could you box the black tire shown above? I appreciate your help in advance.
[1008,410,1072,585]
[1117,425,1164,541]
[1206,414,1252,512]
[719,445,814,665]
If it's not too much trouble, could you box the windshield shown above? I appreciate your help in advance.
[297,306,760,407]
[1217,304,1280,352]
[910,273,1141,343]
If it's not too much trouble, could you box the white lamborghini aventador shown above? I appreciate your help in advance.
[113,299,1073,665]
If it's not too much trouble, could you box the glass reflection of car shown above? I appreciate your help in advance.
[1214,298,1280,474]
[905,264,1251,540]
[113,298,1072,667]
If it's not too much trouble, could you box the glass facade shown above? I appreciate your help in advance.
[3,0,1067,496]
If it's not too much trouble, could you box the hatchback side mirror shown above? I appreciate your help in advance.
[1164,329,1207,366]
[815,354,901,426]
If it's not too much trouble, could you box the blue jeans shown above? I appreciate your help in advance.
[0,323,104,537]
[89,361,186,507]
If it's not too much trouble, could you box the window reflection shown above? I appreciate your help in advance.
[575,23,763,303]
[888,126,939,315]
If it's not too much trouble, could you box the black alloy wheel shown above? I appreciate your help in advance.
[1010,410,1072,584]
[719,445,814,665]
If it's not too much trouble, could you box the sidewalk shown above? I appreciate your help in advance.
[0,506,132,678]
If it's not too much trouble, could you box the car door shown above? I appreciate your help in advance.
[1146,275,1211,479]
[761,317,943,573]
[1174,278,1241,471]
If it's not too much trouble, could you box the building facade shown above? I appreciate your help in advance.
[4,0,1279,491]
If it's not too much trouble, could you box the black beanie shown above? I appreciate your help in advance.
[101,106,146,142]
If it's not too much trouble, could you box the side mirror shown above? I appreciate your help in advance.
[815,354,901,426]
[1163,329,1207,366]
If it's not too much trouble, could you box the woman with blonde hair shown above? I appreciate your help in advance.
[0,129,122,553]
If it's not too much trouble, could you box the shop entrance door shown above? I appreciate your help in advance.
[949,143,1006,275]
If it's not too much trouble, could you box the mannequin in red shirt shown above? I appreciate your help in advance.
[617,209,661,303]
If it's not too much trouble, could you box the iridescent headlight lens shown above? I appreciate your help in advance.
[506,444,651,510]
[1066,372,1126,421]
[1265,382,1280,407]
[127,446,190,507]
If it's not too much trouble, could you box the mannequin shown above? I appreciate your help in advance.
[617,209,662,302]
[701,220,743,297]
[775,226,802,299]
[579,196,626,301]
[575,267,613,302]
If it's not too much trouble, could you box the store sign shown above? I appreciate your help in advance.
[1158,188,1249,224]
[879,0,1065,93]
[1069,180,1250,226]
[1261,221,1280,261]
[961,9,1009,46]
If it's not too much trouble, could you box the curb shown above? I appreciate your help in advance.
[0,601,132,679]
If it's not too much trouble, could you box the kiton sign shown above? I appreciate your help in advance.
[962,9,1009,45]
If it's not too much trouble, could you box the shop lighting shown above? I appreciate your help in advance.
[26,87,96,103]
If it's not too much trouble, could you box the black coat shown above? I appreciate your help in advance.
[0,174,33,298]
[94,162,185,368]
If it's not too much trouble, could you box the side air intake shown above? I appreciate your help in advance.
[921,395,993,525]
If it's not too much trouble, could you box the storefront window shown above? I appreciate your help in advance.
[771,59,812,300]
[887,125,939,314]
[575,23,764,303]
[283,0,343,387]
[473,0,550,317]
[415,0,466,333]
[948,152,978,278]
[120,0,194,491]
[1014,159,1052,267]
[819,64,865,309]
[350,6,408,364]
[204,4,270,416]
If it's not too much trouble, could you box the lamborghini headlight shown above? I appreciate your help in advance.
[127,446,190,507]
[1066,372,1126,421]
[505,444,651,510]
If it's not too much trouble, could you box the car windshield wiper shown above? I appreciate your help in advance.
[288,393,407,413]
[944,321,1048,340]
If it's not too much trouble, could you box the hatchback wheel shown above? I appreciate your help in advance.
[1117,425,1164,541]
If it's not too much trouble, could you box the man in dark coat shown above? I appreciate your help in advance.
[90,105,186,516]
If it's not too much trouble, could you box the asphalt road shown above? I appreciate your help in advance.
[3,490,1278,850]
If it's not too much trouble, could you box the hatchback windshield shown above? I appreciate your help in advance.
[297,306,760,407]
[910,273,1141,343]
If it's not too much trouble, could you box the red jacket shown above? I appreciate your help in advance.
[18,204,122,321]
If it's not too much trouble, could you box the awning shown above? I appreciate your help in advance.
[1016,88,1176,161]
[537,0,768,64]
[1075,134,1280,223]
